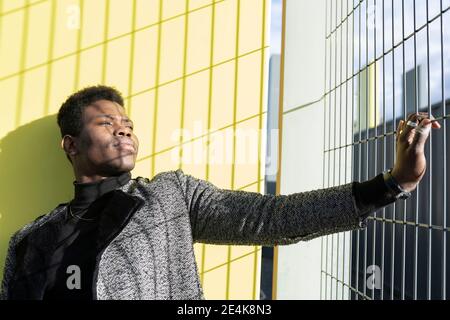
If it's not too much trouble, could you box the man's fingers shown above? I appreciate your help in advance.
[396,119,404,142]
[427,113,441,128]
[397,112,439,148]
[432,120,441,129]
[411,118,432,149]
[399,113,421,142]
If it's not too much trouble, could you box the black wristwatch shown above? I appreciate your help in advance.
[382,168,411,200]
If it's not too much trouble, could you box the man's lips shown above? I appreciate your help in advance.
[114,140,136,153]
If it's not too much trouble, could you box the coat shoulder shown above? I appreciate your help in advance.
[12,203,68,245]
[135,170,182,186]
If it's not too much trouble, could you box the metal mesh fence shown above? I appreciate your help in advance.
[321,0,450,300]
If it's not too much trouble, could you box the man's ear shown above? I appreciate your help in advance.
[61,135,78,158]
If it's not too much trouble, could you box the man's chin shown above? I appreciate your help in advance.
[106,158,136,174]
[98,152,137,173]
[115,161,136,173]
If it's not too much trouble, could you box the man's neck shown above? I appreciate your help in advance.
[74,169,130,184]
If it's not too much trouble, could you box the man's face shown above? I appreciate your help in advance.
[74,99,139,175]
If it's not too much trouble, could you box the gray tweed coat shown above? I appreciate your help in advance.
[1,169,372,300]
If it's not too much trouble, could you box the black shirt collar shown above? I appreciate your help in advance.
[71,171,131,212]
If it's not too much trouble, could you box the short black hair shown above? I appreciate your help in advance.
[57,85,124,162]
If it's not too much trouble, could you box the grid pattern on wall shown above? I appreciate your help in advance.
[0,0,270,300]
[321,0,450,300]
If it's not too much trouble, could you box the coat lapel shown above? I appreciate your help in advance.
[9,189,145,300]
[95,190,145,252]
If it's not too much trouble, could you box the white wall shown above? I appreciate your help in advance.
[275,0,352,300]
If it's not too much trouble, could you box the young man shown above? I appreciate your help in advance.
[0,85,440,300]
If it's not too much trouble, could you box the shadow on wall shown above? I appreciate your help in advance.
[0,115,73,279]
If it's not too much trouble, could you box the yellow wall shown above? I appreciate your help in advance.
[0,0,269,299]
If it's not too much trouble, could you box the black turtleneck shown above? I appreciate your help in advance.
[43,171,131,300]
[68,171,131,219]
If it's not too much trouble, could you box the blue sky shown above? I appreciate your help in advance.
[270,0,450,122]
[270,0,282,55]
[337,0,450,123]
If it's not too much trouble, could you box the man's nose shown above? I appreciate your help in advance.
[115,125,132,137]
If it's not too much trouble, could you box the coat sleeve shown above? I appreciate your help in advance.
[173,169,379,246]
[0,231,19,300]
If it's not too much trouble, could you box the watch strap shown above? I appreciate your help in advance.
[382,168,411,200]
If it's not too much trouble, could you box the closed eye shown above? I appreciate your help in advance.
[99,122,133,130]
